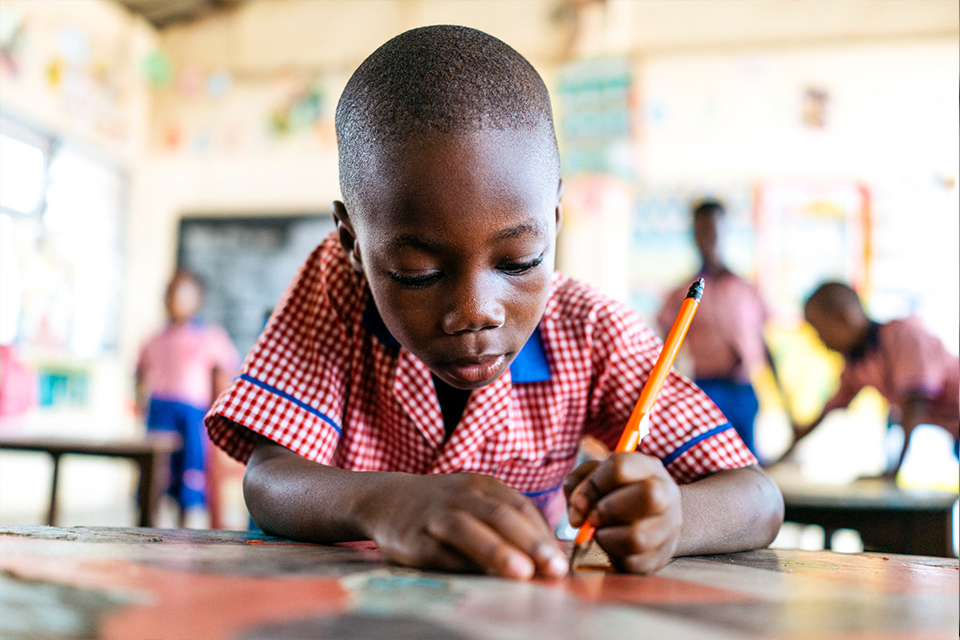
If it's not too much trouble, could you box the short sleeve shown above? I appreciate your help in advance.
[136,336,152,377]
[584,302,757,485]
[205,238,355,464]
[883,319,945,400]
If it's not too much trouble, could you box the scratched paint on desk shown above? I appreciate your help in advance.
[2,555,351,640]
[700,549,959,596]
[2,527,958,640]
[555,572,757,606]
[0,567,137,639]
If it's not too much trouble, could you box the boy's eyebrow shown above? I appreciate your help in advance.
[390,235,443,251]
[389,222,545,251]
[494,222,544,240]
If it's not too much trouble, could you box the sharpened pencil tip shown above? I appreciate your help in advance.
[568,540,593,572]
[686,278,705,301]
[568,543,581,572]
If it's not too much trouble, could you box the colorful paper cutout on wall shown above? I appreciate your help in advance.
[0,7,25,76]
[141,49,173,88]
[205,70,231,98]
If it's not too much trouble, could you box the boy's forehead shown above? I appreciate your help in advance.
[349,128,558,233]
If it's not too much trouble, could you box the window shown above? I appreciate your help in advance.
[0,115,124,357]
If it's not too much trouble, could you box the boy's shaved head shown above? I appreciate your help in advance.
[804,281,870,354]
[335,25,559,208]
[805,281,864,318]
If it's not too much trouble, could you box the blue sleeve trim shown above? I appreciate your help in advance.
[237,373,342,435]
[522,481,563,498]
[661,423,732,466]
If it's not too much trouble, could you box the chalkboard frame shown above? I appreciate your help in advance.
[175,212,336,356]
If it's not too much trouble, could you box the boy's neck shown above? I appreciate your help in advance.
[700,260,728,277]
[432,374,471,442]
[845,317,878,359]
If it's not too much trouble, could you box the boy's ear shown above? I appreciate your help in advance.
[333,201,364,272]
[554,179,564,234]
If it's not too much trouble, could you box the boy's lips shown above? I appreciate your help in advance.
[443,354,507,384]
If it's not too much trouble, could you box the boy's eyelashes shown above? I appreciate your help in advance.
[386,254,546,289]
[498,253,545,275]
[388,271,442,289]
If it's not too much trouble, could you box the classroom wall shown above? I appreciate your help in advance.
[126,0,960,354]
[635,40,960,335]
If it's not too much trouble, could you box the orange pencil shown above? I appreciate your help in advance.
[569,277,704,568]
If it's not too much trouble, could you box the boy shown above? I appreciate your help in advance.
[789,281,959,476]
[137,270,239,526]
[206,26,783,579]
[657,200,783,456]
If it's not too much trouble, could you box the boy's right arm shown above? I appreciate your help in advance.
[243,432,567,580]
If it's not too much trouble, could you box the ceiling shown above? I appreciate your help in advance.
[116,0,246,29]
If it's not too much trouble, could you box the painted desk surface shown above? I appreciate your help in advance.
[2,526,957,640]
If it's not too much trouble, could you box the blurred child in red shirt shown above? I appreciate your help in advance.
[790,281,959,476]
[136,270,238,525]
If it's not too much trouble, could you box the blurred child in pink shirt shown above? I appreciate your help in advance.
[658,200,781,457]
[792,281,959,476]
[136,271,238,523]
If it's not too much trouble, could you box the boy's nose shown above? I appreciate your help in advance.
[442,276,505,335]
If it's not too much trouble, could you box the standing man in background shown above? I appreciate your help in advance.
[657,199,782,458]
[136,270,239,527]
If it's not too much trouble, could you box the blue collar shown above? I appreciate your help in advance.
[510,327,551,383]
[362,302,551,383]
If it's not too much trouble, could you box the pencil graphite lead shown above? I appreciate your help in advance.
[568,542,581,572]
[686,278,705,301]
[568,540,593,572]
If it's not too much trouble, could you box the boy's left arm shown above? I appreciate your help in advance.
[565,455,783,574]
[880,394,929,478]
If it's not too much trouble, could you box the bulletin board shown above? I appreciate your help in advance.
[753,181,871,319]
[176,214,336,357]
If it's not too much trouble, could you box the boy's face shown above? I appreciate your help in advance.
[693,211,722,266]
[165,276,202,324]
[337,128,561,390]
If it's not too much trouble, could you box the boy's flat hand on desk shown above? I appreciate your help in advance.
[564,452,682,574]
[363,473,568,581]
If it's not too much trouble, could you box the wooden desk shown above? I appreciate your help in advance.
[0,435,180,527]
[1,525,957,640]
[777,479,958,558]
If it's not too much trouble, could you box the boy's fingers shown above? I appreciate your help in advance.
[415,536,482,574]
[568,453,665,522]
[594,517,675,563]
[618,549,672,575]
[467,494,567,578]
[588,477,677,527]
[492,484,554,530]
[563,460,600,499]
[426,510,535,580]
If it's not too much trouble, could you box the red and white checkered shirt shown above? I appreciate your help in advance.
[206,233,756,525]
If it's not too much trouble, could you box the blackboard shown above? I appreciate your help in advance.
[176,214,336,357]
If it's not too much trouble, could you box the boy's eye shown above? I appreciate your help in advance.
[388,272,441,289]
[499,253,545,275]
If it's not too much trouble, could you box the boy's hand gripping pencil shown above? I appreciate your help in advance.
[569,278,705,569]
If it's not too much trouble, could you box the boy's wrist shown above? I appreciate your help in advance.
[350,470,407,540]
